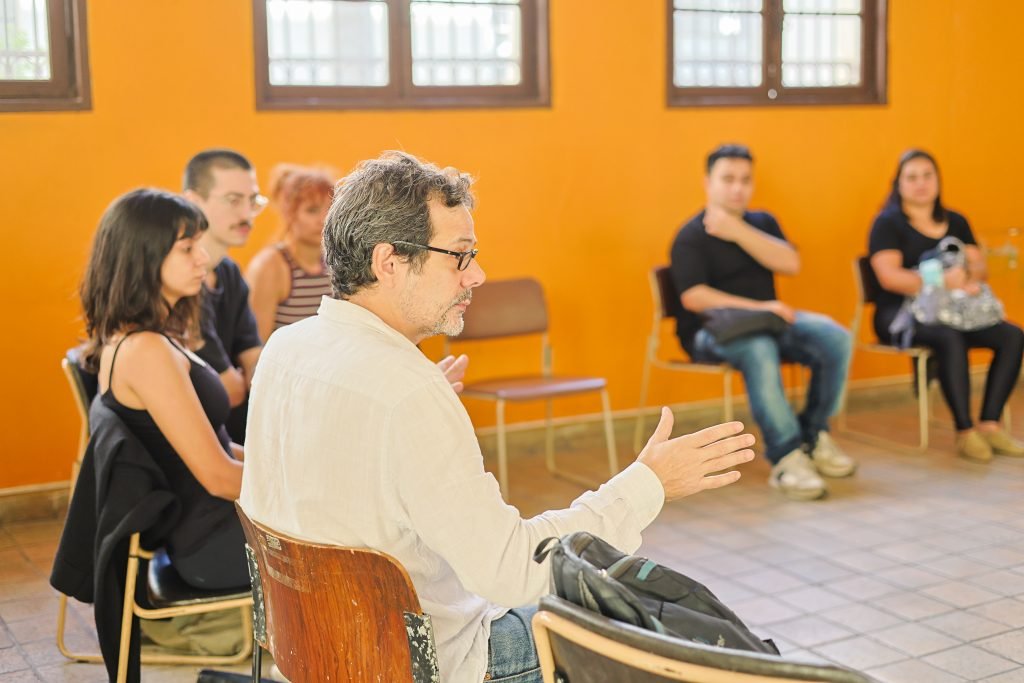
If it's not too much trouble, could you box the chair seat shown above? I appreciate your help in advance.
[462,375,607,401]
[146,549,250,609]
[659,357,730,372]
[859,342,931,357]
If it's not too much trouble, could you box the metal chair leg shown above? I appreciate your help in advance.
[600,389,619,476]
[723,370,734,422]
[633,355,653,452]
[544,399,555,474]
[496,400,509,498]
[917,354,930,451]
[116,538,142,683]
[252,638,262,683]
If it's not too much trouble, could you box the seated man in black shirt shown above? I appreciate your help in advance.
[669,144,855,500]
[183,149,265,443]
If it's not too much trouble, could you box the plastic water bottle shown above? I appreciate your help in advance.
[919,259,944,289]
[917,259,944,323]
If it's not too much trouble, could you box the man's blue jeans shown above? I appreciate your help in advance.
[692,311,852,464]
[487,606,542,682]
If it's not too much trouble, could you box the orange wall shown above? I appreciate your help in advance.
[3,1,1024,488]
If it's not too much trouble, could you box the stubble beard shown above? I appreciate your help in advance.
[425,290,473,338]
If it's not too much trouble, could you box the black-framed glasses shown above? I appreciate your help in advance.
[392,241,479,271]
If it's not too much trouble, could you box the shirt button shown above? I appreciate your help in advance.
[484,674,492,681]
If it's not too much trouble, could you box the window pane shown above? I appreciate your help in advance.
[673,7,762,88]
[784,0,861,14]
[266,0,388,87]
[782,13,861,87]
[410,0,522,87]
[675,0,761,10]
[0,0,50,80]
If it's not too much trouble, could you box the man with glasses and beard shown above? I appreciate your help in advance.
[183,149,265,443]
[240,151,756,683]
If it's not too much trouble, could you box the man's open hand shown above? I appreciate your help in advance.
[638,408,756,501]
[437,354,469,393]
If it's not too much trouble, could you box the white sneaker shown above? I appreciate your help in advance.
[769,449,827,501]
[809,431,857,478]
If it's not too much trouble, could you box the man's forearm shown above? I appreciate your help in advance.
[733,225,800,275]
[681,285,768,313]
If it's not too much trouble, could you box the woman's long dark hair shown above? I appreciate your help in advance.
[884,148,947,222]
[81,188,208,372]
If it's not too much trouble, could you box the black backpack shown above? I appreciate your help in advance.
[534,532,779,655]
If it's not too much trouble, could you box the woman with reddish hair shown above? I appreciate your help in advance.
[246,163,336,341]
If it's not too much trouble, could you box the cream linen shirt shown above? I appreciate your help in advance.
[239,297,665,683]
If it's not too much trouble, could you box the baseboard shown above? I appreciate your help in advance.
[0,482,69,525]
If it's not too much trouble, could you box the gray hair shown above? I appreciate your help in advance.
[324,151,475,298]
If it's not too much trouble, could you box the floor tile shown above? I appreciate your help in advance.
[763,615,854,648]
[920,580,1004,609]
[922,611,1015,642]
[0,648,31,674]
[979,631,1024,666]
[968,598,1024,628]
[819,603,904,633]
[827,575,901,601]
[776,585,850,612]
[924,644,1017,680]
[730,567,806,594]
[815,635,907,670]
[728,595,803,626]
[874,591,956,621]
[867,658,966,683]
[874,565,948,590]
[970,570,1024,598]
[980,669,1024,683]
[870,622,960,657]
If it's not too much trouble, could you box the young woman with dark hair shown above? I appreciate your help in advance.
[868,150,1024,463]
[81,188,248,589]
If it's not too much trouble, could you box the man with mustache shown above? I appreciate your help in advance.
[183,149,265,443]
[241,151,756,683]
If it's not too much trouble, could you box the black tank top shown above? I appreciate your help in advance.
[101,331,236,557]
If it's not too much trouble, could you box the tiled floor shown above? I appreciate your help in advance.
[1,391,1023,682]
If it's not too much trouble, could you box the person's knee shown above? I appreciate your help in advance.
[793,314,851,362]
[921,325,966,355]
[1002,323,1024,354]
[726,335,781,373]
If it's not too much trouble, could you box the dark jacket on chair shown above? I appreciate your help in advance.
[51,398,181,683]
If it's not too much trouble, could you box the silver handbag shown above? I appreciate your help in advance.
[908,236,1004,331]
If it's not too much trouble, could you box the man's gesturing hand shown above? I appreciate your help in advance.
[637,407,756,501]
[437,354,469,393]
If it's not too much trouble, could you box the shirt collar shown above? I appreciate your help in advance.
[317,296,420,353]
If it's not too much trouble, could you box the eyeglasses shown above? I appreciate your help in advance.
[392,241,479,271]
[209,192,270,215]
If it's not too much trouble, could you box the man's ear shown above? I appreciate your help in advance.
[183,189,202,204]
[370,242,401,288]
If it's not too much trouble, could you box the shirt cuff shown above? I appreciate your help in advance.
[604,461,665,530]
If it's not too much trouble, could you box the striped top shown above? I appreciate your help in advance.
[273,244,334,330]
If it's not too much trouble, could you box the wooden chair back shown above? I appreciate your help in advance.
[458,277,548,341]
[235,504,439,683]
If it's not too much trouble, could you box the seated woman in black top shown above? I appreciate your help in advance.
[80,188,248,589]
[868,149,1024,463]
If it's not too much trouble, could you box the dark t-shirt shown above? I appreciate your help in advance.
[196,257,261,443]
[669,210,786,353]
[196,258,261,372]
[867,208,977,328]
